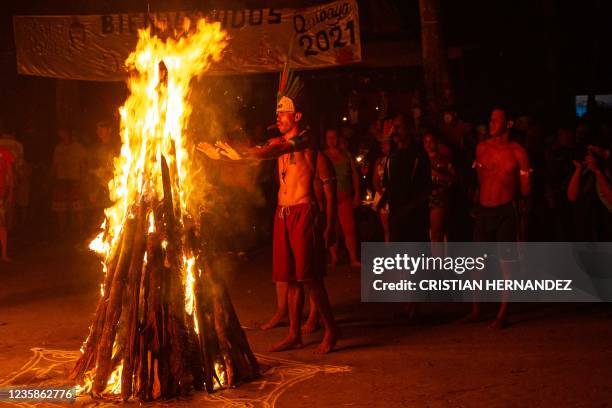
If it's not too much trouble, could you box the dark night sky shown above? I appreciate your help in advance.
[0,1,610,124]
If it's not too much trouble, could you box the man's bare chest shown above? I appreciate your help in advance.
[278,152,314,183]
[479,147,518,174]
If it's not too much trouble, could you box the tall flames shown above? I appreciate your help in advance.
[93,18,225,289]
[72,19,259,401]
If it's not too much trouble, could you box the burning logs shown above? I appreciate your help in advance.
[71,19,255,401]
[71,155,259,400]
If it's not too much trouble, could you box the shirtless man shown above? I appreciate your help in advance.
[198,94,340,353]
[260,151,338,334]
[464,107,531,329]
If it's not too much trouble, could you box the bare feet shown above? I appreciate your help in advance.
[260,313,286,330]
[489,317,508,330]
[314,326,341,354]
[455,311,481,324]
[301,319,320,334]
[269,334,303,352]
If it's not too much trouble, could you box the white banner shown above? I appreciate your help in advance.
[13,0,361,81]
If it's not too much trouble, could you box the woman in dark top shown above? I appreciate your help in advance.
[423,132,455,243]
[373,137,392,242]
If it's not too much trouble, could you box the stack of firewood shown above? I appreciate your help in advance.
[70,155,259,400]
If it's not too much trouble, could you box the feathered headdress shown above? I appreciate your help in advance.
[276,42,303,113]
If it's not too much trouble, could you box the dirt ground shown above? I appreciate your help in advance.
[0,240,610,407]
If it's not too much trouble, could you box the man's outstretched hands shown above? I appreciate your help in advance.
[197,142,222,159]
[214,141,242,160]
[196,141,243,161]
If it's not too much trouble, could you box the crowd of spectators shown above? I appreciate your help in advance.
[0,119,120,258]
[1,97,611,264]
[312,104,612,261]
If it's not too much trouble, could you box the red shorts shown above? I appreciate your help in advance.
[273,203,324,282]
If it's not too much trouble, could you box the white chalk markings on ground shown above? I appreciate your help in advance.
[0,347,351,408]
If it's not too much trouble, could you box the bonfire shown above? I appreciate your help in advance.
[70,19,259,400]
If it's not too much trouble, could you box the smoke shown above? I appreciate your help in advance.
[186,75,275,255]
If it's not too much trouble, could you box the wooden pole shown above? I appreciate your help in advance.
[121,203,148,399]
[419,0,454,122]
[93,216,137,395]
